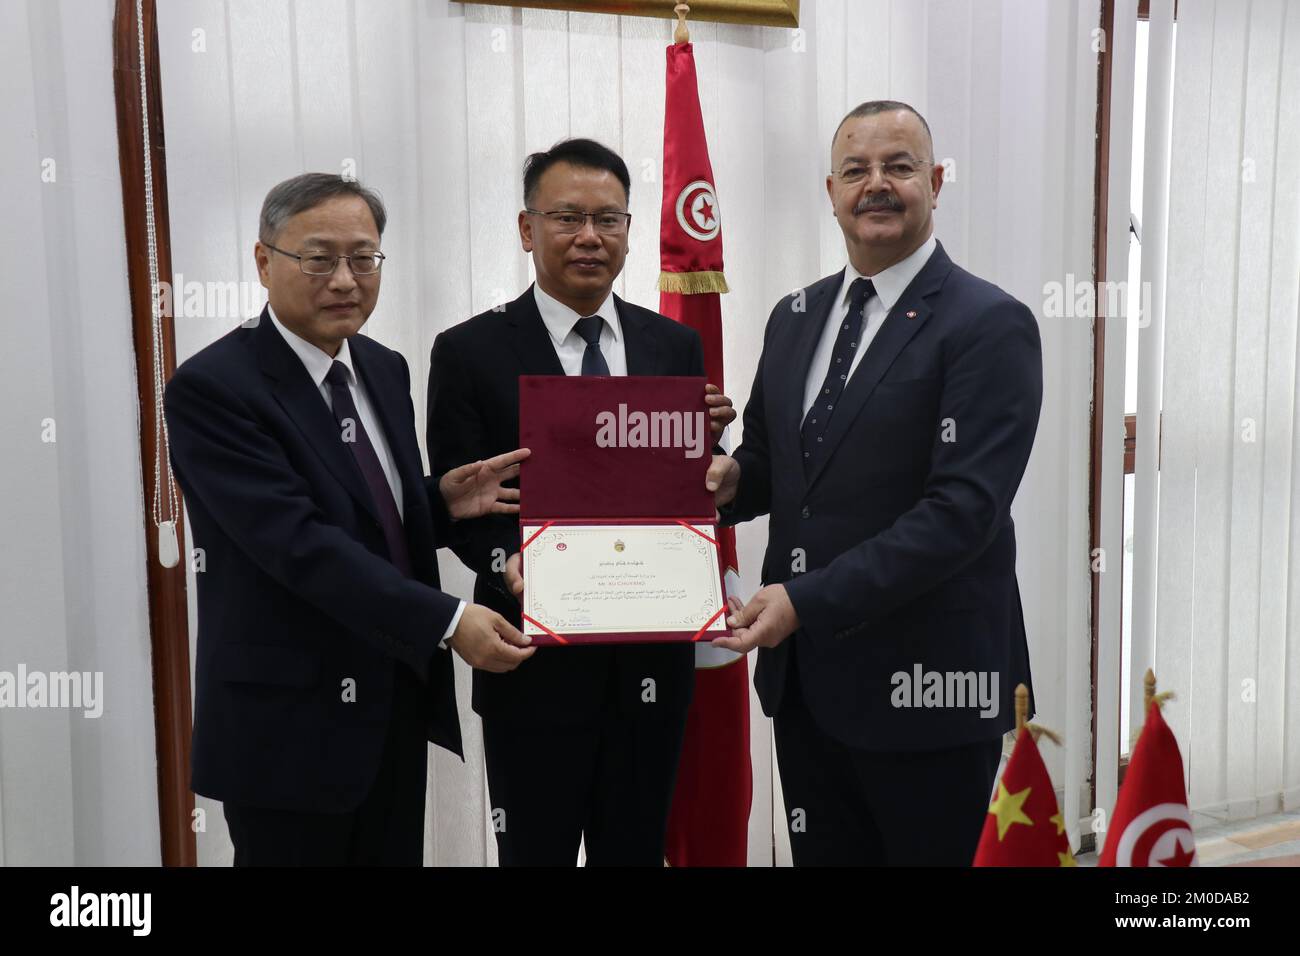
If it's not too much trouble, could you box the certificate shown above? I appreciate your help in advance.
[521,523,727,642]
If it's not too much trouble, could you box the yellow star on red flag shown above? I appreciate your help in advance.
[988,782,1034,841]
[973,728,1076,866]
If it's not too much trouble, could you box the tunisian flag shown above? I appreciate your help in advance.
[660,39,751,867]
[973,727,1076,867]
[1099,702,1198,867]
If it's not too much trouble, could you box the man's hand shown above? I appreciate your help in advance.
[705,384,736,439]
[706,454,740,510]
[439,447,530,520]
[448,603,535,672]
[504,552,523,601]
[712,584,799,654]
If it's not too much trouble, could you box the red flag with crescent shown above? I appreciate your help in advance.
[1099,702,1198,867]
[660,39,750,868]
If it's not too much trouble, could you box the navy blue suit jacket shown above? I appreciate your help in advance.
[165,308,462,814]
[725,241,1042,751]
[426,286,701,725]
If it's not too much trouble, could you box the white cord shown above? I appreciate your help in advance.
[137,0,179,533]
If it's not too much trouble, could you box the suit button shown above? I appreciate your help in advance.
[801,506,810,519]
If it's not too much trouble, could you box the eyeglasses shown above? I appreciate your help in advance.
[525,209,632,235]
[264,243,386,276]
[831,159,934,185]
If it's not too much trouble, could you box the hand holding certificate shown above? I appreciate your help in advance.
[517,375,730,646]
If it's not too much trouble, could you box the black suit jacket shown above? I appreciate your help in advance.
[426,285,701,725]
[164,308,463,815]
[725,241,1042,751]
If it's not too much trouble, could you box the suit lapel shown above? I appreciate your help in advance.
[785,271,843,441]
[804,244,954,493]
[507,285,566,376]
[350,340,420,513]
[617,296,665,376]
[255,308,381,524]
[351,339,441,578]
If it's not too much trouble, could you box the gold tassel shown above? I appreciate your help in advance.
[658,270,729,295]
[1014,685,1062,745]
[1026,723,1064,747]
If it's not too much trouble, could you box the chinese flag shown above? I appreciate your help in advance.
[1099,702,1198,867]
[973,728,1076,867]
[659,39,751,868]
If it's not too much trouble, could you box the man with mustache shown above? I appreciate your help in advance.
[708,102,1043,865]
[165,173,532,865]
[427,138,735,866]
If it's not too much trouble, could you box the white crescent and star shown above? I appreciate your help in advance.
[1113,802,1198,867]
[675,179,721,242]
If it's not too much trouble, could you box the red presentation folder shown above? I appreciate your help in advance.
[517,374,730,646]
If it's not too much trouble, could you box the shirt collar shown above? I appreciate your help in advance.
[532,282,622,349]
[267,304,356,388]
[840,234,938,312]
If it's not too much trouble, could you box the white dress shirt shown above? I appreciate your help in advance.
[533,283,628,377]
[802,234,938,417]
[267,306,465,646]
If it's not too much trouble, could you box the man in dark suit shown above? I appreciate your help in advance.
[708,102,1043,865]
[165,173,533,866]
[427,139,735,866]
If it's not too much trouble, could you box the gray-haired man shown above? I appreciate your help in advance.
[165,173,532,864]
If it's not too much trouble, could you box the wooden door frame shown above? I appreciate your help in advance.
[112,0,195,867]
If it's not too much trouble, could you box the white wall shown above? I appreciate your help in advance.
[0,0,160,865]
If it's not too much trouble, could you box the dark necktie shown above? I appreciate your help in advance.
[324,361,413,577]
[574,315,610,376]
[801,277,875,477]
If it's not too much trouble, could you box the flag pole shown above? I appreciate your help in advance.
[1143,667,1156,714]
[1015,683,1028,733]
[674,3,690,44]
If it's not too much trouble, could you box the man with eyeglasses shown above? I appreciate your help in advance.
[426,138,736,866]
[707,101,1043,865]
[165,173,532,865]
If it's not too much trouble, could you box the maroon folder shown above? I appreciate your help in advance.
[517,375,730,646]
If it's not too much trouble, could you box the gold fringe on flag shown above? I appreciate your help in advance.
[658,270,729,295]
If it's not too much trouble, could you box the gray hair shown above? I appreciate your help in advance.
[832,100,934,159]
[258,173,387,243]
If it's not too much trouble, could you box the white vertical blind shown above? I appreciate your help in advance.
[1097,0,1139,827]
[1156,0,1300,820]
[1,0,161,865]
[1130,0,1173,782]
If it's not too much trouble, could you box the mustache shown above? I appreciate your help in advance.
[853,194,904,214]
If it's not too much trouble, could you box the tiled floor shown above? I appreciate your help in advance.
[1191,811,1300,867]
[1075,809,1300,866]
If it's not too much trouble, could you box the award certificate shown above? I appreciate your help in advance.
[521,522,727,640]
